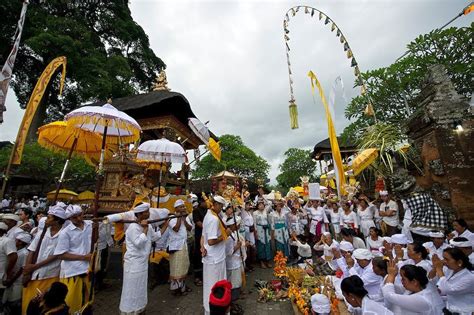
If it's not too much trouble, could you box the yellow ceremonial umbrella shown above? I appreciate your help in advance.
[208,138,221,162]
[38,121,117,203]
[38,121,116,162]
[76,190,95,204]
[352,148,378,175]
[65,102,141,219]
[46,189,78,202]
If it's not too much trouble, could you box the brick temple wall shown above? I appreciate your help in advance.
[407,65,474,226]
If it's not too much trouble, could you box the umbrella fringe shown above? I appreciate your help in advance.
[65,115,140,145]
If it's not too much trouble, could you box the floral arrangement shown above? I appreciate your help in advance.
[288,283,311,315]
[273,251,288,278]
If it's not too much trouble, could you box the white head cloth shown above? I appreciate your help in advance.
[2,213,20,221]
[48,205,67,220]
[353,248,373,260]
[429,231,445,238]
[311,293,330,314]
[65,205,82,218]
[339,240,354,252]
[174,199,185,208]
[133,203,150,213]
[391,234,409,245]
[0,222,8,231]
[213,196,227,205]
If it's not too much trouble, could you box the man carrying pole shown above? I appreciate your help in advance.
[22,204,67,314]
[53,204,93,313]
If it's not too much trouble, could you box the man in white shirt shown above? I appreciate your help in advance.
[168,199,192,296]
[423,231,448,259]
[3,232,31,314]
[119,203,161,315]
[54,205,92,314]
[3,214,23,241]
[346,249,383,295]
[0,222,17,314]
[29,196,40,213]
[21,204,67,314]
[202,195,230,315]
[0,197,10,210]
[378,191,399,236]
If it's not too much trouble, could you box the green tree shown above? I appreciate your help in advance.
[0,143,96,193]
[192,135,270,181]
[343,23,473,141]
[276,148,317,190]
[0,0,165,120]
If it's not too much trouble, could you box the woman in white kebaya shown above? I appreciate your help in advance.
[341,275,393,315]
[432,247,474,315]
[382,261,443,315]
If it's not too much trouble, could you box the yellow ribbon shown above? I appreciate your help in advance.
[210,210,228,240]
[308,71,346,196]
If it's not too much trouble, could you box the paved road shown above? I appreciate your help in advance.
[94,250,293,314]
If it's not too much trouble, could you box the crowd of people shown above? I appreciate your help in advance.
[1,188,473,315]
[0,196,110,315]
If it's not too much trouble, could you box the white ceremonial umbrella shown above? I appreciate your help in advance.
[136,138,187,164]
[188,118,210,145]
[136,138,187,208]
[64,102,141,218]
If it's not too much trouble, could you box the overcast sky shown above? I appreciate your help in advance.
[0,0,471,183]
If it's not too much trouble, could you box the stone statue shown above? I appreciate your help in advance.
[153,70,170,91]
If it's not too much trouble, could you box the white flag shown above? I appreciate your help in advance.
[0,1,29,123]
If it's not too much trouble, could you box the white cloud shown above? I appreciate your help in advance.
[0,0,470,184]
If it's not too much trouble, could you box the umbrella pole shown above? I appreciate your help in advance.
[91,125,108,252]
[53,138,78,204]
[88,125,107,303]
[157,160,163,209]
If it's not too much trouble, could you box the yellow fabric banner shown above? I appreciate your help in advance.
[308,71,346,196]
[11,56,67,164]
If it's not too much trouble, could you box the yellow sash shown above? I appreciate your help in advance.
[210,210,228,240]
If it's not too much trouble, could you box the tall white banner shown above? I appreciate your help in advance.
[0,1,29,123]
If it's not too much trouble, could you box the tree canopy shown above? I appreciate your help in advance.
[342,23,473,141]
[0,143,96,193]
[191,135,270,181]
[276,148,317,190]
[0,0,165,120]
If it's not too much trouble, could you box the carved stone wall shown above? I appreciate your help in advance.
[406,65,474,225]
